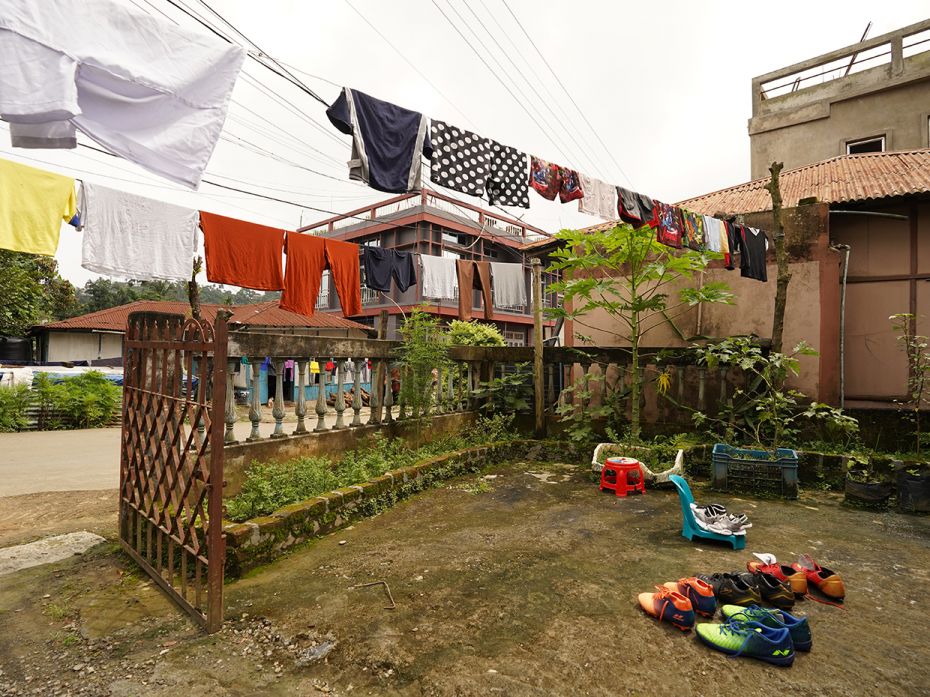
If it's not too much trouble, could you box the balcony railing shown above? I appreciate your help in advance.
[297,189,552,243]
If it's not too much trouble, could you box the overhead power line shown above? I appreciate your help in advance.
[458,0,610,181]
[500,0,634,188]
[430,0,574,166]
[341,0,478,131]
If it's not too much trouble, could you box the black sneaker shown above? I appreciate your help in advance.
[697,572,762,606]
[744,571,795,610]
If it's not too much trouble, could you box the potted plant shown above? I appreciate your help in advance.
[889,314,930,514]
[897,462,930,514]
[844,453,898,510]
[693,338,816,499]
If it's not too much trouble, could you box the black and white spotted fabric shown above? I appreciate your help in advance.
[486,140,529,209]
[430,120,490,197]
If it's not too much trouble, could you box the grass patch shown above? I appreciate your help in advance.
[225,415,516,522]
[43,602,70,621]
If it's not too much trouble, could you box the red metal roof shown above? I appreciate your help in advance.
[677,149,930,215]
[36,300,369,333]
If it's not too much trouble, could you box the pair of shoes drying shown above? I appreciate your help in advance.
[690,503,751,535]
[696,605,812,666]
[637,577,716,631]
[697,570,794,610]
[747,553,845,602]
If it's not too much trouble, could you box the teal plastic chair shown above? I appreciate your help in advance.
[668,475,746,550]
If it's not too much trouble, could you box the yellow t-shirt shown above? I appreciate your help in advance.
[309,361,320,374]
[0,158,76,256]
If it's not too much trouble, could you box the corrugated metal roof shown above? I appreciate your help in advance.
[677,149,930,215]
[37,300,369,333]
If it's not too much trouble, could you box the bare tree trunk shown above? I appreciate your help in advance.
[188,256,203,320]
[765,162,790,353]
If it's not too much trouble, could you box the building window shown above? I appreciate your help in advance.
[441,231,460,246]
[315,270,330,310]
[846,135,885,155]
[360,236,381,247]
[503,329,526,347]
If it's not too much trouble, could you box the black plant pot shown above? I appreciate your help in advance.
[844,475,893,509]
[897,469,930,514]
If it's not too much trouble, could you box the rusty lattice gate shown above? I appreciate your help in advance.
[119,311,228,632]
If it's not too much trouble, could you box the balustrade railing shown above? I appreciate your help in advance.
[222,333,756,445]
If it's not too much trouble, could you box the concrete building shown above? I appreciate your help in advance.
[749,19,930,179]
[299,188,559,345]
[678,149,930,407]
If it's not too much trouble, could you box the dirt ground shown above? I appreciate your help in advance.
[2,460,930,696]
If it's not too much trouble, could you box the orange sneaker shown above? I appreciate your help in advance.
[746,560,808,596]
[792,554,845,600]
[638,586,695,631]
[662,577,717,617]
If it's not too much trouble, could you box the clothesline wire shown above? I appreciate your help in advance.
[441,0,592,175]
[149,0,595,225]
[64,137,533,248]
[500,0,635,189]
[161,0,629,210]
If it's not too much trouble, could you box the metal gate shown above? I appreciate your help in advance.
[119,311,228,632]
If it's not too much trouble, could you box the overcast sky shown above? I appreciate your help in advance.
[2,0,928,287]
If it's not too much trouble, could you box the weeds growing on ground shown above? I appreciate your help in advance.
[225,414,518,522]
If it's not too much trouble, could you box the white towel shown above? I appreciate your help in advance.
[0,0,245,188]
[703,215,722,252]
[80,182,198,282]
[419,255,457,299]
[578,174,617,221]
[490,262,526,308]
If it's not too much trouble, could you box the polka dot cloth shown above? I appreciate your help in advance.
[430,120,490,197]
[430,120,531,209]
[486,140,529,208]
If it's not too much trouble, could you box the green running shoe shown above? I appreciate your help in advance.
[695,619,795,666]
[720,604,812,652]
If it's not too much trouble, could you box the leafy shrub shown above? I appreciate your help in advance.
[0,384,31,432]
[473,363,533,414]
[398,308,449,420]
[31,371,120,430]
[55,371,121,428]
[446,320,505,347]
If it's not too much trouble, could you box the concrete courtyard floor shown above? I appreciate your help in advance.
[2,459,930,695]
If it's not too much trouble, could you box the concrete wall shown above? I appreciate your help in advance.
[565,204,841,402]
[46,331,123,362]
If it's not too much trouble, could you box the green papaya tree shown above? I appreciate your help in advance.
[546,223,734,440]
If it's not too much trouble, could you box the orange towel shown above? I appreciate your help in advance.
[324,238,362,317]
[200,211,284,291]
[280,232,327,317]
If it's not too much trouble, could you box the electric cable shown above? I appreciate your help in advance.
[459,0,610,180]
[500,0,634,188]
[430,0,573,165]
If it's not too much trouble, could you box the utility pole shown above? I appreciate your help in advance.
[532,258,545,437]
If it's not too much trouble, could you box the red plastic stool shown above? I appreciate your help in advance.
[600,457,646,497]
